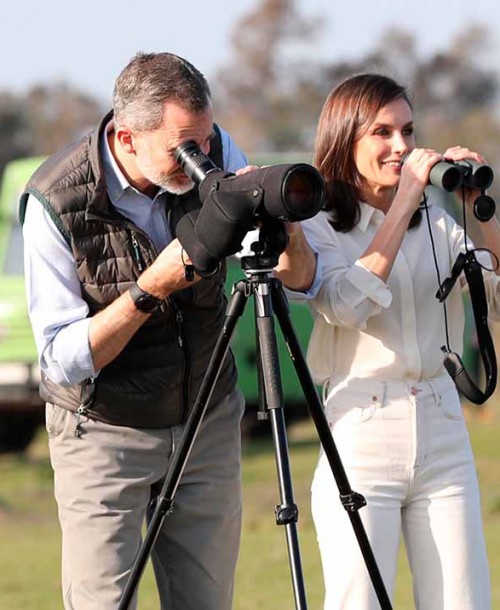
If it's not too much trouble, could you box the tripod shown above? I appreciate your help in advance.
[119,240,393,610]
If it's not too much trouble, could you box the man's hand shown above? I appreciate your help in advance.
[88,238,200,372]
[235,165,260,176]
[137,238,200,299]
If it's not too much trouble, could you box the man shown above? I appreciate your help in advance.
[21,52,317,610]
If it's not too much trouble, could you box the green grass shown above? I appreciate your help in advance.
[0,406,499,609]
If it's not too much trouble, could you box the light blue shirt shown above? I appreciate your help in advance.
[23,124,248,385]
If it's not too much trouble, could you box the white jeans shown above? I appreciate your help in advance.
[311,376,491,610]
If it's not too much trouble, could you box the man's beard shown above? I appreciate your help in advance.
[138,157,195,196]
[152,171,195,196]
[160,175,195,195]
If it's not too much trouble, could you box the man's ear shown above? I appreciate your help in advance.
[116,126,136,154]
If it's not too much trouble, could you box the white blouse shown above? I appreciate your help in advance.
[294,200,500,387]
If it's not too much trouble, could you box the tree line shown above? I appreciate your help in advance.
[1,0,499,204]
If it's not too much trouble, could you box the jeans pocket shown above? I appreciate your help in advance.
[439,387,463,421]
[45,403,68,438]
[325,387,380,427]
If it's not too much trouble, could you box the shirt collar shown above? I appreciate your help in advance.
[357,202,380,232]
[101,120,131,204]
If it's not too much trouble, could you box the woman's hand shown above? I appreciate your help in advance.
[395,148,444,215]
[442,145,488,209]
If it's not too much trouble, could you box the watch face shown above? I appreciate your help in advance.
[130,283,160,313]
[136,293,159,313]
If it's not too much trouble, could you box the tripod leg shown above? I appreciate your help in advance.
[271,280,393,610]
[118,284,249,610]
[253,280,308,610]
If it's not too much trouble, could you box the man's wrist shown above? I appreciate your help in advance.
[129,282,162,313]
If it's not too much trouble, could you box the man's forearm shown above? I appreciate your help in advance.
[89,290,151,372]
[89,237,198,371]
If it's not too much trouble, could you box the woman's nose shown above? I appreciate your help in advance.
[392,133,409,155]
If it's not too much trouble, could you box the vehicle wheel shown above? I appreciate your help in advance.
[0,411,44,453]
[241,412,271,439]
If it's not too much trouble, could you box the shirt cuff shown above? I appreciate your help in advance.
[284,252,322,300]
[346,260,392,308]
[41,318,97,386]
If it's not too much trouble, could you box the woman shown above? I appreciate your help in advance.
[296,74,500,609]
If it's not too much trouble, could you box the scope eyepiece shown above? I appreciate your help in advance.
[175,140,219,184]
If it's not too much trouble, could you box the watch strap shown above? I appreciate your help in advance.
[129,282,161,313]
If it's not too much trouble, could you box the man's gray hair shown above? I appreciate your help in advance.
[113,52,211,131]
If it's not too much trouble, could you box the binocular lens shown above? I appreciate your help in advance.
[471,165,494,190]
[429,162,463,192]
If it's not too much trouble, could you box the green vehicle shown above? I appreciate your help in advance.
[0,156,314,450]
[0,156,46,451]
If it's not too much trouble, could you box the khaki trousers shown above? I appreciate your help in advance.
[47,389,244,610]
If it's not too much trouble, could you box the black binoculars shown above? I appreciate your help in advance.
[428,159,494,193]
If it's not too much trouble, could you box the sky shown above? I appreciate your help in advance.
[2,0,500,106]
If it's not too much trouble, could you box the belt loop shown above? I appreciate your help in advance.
[379,381,387,407]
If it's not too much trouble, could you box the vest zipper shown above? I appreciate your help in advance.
[130,232,145,271]
[166,205,191,418]
[176,311,184,347]
[171,301,191,419]
[130,221,190,415]
[74,376,95,437]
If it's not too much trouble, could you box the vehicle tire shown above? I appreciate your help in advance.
[0,411,44,453]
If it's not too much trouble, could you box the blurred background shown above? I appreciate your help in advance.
[1,0,500,445]
[0,0,499,169]
[0,0,499,607]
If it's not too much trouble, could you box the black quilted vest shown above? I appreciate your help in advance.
[19,112,237,427]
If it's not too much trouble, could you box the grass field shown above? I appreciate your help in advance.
[0,405,498,609]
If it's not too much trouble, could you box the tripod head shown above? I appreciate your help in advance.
[240,217,289,275]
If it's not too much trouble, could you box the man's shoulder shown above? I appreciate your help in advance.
[30,135,94,194]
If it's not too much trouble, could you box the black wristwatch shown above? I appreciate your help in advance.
[129,282,161,313]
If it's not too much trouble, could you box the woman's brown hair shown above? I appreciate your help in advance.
[313,73,417,231]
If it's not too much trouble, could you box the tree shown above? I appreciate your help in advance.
[0,82,104,179]
[23,82,104,155]
[0,93,32,174]
[215,10,500,174]
[213,0,322,152]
